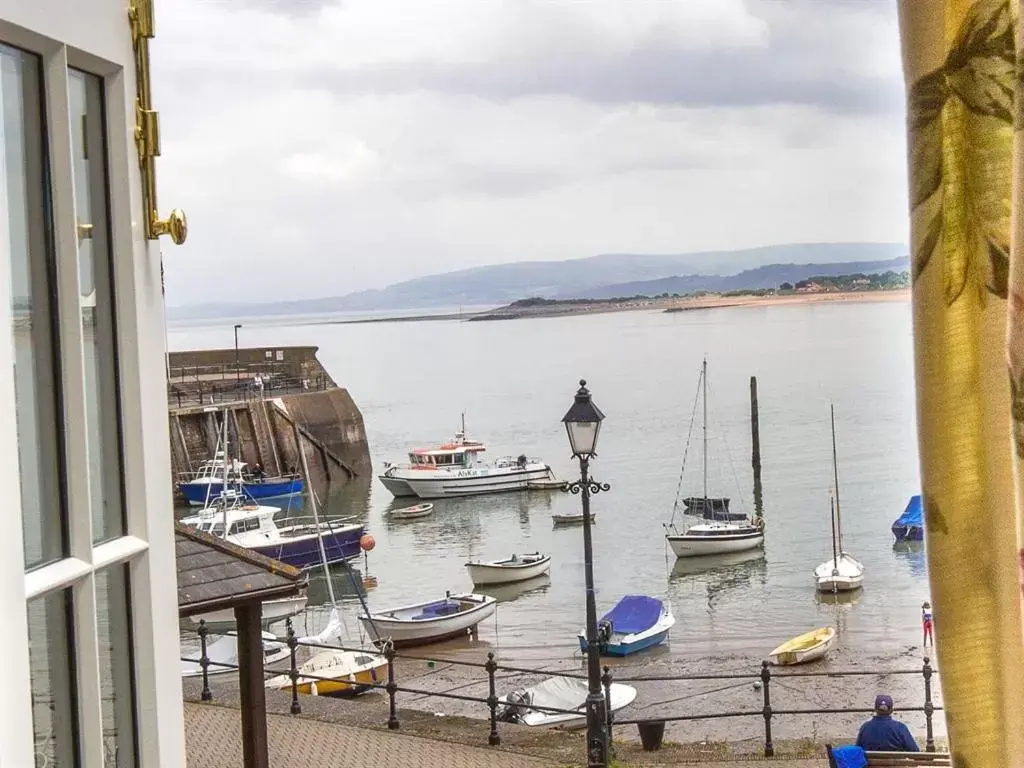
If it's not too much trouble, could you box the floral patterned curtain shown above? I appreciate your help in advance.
[898,0,1024,764]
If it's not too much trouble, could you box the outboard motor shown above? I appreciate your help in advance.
[596,619,613,652]
[497,689,532,723]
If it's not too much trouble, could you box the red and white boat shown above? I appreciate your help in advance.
[378,417,553,500]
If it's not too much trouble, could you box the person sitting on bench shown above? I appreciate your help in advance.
[856,694,919,752]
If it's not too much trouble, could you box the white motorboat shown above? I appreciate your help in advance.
[187,594,309,632]
[389,503,434,520]
[465,552,551,585]
[497,677,638,729]
[664,358,765,558]
[378,416,554,499]
[552,511,595,525]
[358,592,497,647]
[578,595,675,657]
[768,626,836,666]
[181,631,289,678]
[814,405,864,594]
[178,490,365,571]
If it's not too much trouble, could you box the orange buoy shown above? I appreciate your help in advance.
[360,533,376,552]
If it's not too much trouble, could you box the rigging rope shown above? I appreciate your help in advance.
[668,366,705,529]
[705,379,750,520]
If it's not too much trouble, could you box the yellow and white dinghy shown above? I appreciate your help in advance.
[768,626,836,666]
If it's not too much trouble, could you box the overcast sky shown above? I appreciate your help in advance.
[155,0,907,305]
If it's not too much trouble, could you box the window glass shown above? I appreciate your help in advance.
[28,590,78,767]
[69,68,125,543]
[96,567,137,767]
[1,43,66,569]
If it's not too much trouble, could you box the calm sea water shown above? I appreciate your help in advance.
[170,300,925,664]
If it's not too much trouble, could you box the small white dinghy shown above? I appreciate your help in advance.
[358,591,497,648]
[815,407,864,594]
[465,552,551,585]
[389,503,434,520]
[181,631,289,678]
[497,677,637,729]
[528,477,565,490]
[552,511,595,525]
[768,626,836,666]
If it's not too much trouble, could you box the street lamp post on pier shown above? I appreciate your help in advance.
[561,380,610,768]
[234,323,242,384]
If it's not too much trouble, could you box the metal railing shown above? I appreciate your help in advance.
[183,619,942,757]
[168,374,331,409]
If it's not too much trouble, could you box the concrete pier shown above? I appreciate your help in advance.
[167,346,371,499]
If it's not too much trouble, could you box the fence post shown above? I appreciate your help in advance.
[760,660,774,757]
[198,619,212,701]
[922,657,935,752]
[602,666,614,747]
[286,618,301,715]
[485,652,500,746]
[385,642,400,730]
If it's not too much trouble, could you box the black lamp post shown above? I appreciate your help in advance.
[233,323,242,383]
[561,379,611,768]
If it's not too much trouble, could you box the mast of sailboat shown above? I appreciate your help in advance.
[830,404,844,554]
[298,444,339,609]
[702,357,709,519]
[829,490,838,567]
[750,376,763,523]
[220,410,230,537]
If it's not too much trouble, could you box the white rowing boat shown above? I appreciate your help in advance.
[465,552,551,585]
[552,511,595,525]
[358,592,496,647]
[389,503,434,520]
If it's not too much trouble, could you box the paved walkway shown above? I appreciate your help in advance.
[184,703,562,768]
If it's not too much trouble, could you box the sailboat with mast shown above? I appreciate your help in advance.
[814,405,864,593]
[265,448,388,697]
[664,358,765,558]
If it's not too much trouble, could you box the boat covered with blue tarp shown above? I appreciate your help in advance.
[891,495,923,542]
[578,595,675,656]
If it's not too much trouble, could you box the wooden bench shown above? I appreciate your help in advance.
[826,745,952,767]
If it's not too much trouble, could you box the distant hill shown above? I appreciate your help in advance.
[167,242,907,320]
[573,257,910,299]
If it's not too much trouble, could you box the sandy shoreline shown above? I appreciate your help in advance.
[319,289,911,326]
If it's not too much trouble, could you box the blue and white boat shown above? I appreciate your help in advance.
[892,495,924,542]
[177,452,304,506]
[179,491,365,571]
[577,595,675,657]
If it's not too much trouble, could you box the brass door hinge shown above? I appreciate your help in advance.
[128,0,186,245]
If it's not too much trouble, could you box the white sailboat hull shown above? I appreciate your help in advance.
[814,554,864,592]
[667,530,764,557]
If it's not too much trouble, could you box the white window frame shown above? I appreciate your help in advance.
[0,2,185,767]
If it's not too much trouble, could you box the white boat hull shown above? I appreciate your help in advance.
[500,677,637,729]
[378,475,416,497]
[466,554,551,585]
[667,531,763,557]
[814,553,864,593]
[359,593,497,647]
[188,595,308,632]
[397,465,554,499]
[552,513,595,524]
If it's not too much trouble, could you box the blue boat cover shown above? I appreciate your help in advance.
[830,745,867,768]
[892,495,923,540]
[601,595,663,635]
